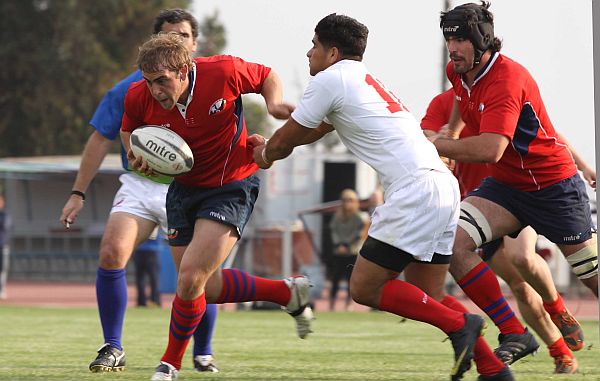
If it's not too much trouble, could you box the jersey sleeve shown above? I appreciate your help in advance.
[291,74,341,129]
[420,90,453,132]
[478,79,522,140]
[231,56,272,94]
[90,71,143,140]
[121,85,145,133]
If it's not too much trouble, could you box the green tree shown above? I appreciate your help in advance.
[0,0,190,157]
[197,10,226,57]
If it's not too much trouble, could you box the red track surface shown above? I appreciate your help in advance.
[1,280,598,320]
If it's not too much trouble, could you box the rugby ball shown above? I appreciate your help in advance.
[129,125,194,176]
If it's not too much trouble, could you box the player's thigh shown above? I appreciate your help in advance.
[178,218,238,282]
[350,254,399,302]
[169,245,186,273]
[404,262,450,301]
[456,195,521,251]
[99,212,158,265]
[503,226,538,267]
[487,244,526,288]
[557,233,596,256]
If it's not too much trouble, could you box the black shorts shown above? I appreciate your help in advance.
[480,239,503,262]
[166,175,260,246]
[360,236,451,273]
[468,174,594,246]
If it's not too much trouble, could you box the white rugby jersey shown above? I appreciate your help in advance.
[292,60,448,193]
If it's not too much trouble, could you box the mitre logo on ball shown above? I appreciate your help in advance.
[130,125,194,176]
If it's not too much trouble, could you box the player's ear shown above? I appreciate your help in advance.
[329,46,340,64]
[179,65,189,81]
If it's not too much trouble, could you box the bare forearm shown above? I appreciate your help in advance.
[266,121,325,158]
[72,130,113,192]
[261,72,283,109]
[434,136,498,163]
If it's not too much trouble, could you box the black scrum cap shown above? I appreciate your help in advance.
[440,2,494,64]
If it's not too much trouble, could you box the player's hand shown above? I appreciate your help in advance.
[335,245,348,255]
[127,149,155,176]
[267,102,295,120]
[581,166,596,188]
[247,134,267,149]
[252,144,273,169]
[440,156,455,171]
[60,195,84,229]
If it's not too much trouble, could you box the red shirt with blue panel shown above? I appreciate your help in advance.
[446,53,576,191]
[122,55,271,188]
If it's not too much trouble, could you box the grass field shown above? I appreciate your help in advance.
[0,306,598,381]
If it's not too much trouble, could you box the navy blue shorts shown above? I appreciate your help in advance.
[166,175,260,246]
[469,174,593,246]
[480,239,502,262]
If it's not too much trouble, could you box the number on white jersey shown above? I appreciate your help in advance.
[365,74,409,113]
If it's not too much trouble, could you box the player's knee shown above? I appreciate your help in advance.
[177,267,209,299]
[510,251,536,271]
[566,244,598,280]
[98,243,129,269]
[348,275,374,307]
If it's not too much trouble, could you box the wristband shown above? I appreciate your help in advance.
[261,146,271,165]
[71,190,86,201]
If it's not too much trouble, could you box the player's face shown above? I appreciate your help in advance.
[142,67,187,110]
[161,21,197,54]
[307,35,332,76]
[446,37,475,74]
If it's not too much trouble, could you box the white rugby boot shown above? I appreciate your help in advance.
[283,276,315,339]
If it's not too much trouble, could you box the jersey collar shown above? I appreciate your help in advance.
[175,62,197,118]
[460,51,499,94]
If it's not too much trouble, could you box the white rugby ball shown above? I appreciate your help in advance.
[129,125,194,176]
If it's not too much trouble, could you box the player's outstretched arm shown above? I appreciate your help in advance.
[433,132,509,164]
[260,71,295,120]
[557,132,596,188]
[253,119,333,169]
[59,130,112,228]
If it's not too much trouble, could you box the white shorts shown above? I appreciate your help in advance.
[368,170,460,262]
[110,173,169,233]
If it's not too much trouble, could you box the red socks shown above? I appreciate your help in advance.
[457,262,524,335]
[216,269,291,306]
[378,279,464,334]
[548,338,573,358]
[543,294,566,316]
[160,293,206,369]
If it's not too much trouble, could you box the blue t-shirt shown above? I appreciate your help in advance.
[89,70,143,170]
[89,71,171,184]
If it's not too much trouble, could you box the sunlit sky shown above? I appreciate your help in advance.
[193,0,595,170]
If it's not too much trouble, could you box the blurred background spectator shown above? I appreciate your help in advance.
[133,228,163,308]
[328,189,369,311]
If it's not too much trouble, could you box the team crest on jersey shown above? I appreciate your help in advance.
[208,98,227,115]
[478,103,485,112]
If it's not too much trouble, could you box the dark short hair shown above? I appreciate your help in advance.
[314,13,368,59]
[154,8,199,38]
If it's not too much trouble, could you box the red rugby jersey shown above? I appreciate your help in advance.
[122,56,271,187]
[446,53,576,191]
[420,88,491,198]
